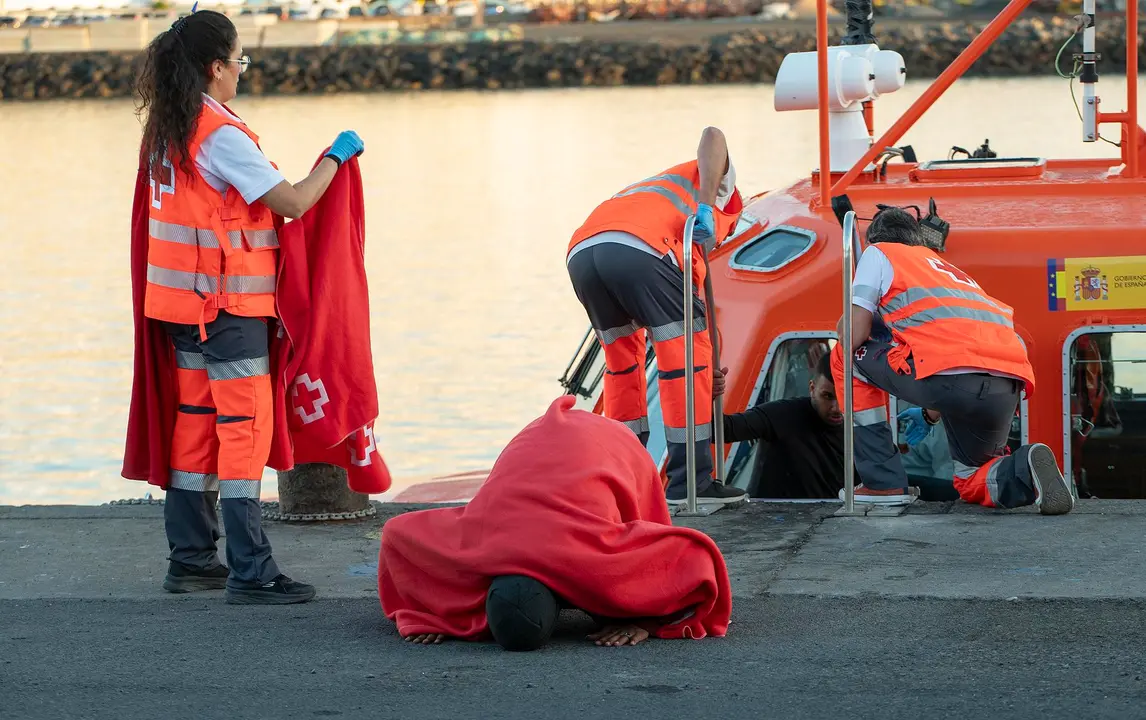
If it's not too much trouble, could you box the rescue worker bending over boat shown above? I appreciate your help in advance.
[565,127,748,506]
[833,207,1074,514]
[131,9,365,603]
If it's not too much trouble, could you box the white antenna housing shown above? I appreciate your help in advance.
[774,44,907,172]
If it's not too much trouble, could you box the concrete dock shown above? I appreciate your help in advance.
[3,499,1145,719]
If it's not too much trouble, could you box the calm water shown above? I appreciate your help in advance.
[1,76,1140,505]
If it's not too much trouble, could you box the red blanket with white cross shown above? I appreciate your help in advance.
[377,395,732,641]
[122,145,390,495]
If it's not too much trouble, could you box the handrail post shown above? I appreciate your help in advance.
[815,0,831,207]
[841,211,859,513]
[1126,0,1138,178]
[682,215,699,515]
[701,248,725,485]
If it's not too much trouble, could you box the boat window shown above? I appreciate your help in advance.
[726,335,836,494]
[1066,331,1146,499]
[729,225,816,273]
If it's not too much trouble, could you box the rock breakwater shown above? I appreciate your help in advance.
[2,16,1141,100]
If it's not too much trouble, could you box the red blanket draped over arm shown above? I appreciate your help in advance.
[377,395,732,641]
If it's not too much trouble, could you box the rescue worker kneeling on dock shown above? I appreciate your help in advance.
[124,9,367,603]
[833,207,1073,514]
[566,126,747,506]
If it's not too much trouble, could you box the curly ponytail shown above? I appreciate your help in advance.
[134,9,238,178]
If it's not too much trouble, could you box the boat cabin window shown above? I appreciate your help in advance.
[1066,330,1146,499]
[729,225,816,273]
[726,335,837,495]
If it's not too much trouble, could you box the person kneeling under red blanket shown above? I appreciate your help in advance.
[377,395,733,650]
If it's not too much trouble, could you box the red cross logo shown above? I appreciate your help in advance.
[291,373,329,425]
[854,346,867,362]
[151,155,175,209]
[348,425,377,467]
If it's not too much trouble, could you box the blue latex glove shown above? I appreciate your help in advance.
[325,130,364,166]
[693,203,715,245]
[897,407,934,447]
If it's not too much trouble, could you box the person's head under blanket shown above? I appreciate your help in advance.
[377,395,733,650]
[485,575,561,651]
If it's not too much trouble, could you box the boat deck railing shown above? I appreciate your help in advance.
[840,210,861,513]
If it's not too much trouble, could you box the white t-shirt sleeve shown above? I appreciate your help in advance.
[195,125,286,206]
[851,245,894,313]
[715,158,736,211]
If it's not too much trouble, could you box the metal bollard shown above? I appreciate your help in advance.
[841,210,860,514]
[682,214,699,515]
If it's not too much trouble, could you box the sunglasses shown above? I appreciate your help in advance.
[226,54,251,74]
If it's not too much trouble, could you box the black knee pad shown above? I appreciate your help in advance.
[486,575,559,651]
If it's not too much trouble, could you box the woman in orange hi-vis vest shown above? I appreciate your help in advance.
[566,127,748,507]
[830,207,1074,515]
[133,8,365,604]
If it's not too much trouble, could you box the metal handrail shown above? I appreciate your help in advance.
[682,214,699,514]
[702,246,726,489]
[841,210,860,513]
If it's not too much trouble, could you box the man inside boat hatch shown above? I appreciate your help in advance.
[565,126,748,507]
[712,347,852,499]
[831,207,1074,514]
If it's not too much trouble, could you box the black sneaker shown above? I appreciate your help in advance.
[163,562,229,593]
[668,481,748,506]
[225,574,316,605]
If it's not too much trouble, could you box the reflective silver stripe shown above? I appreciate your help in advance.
[147,264,216,294]
[618,173,699,202]
[226,274,276,294]
[665,422,713,443]
[953,459,978,480]
[597,320,641,345]
[170,470,220,492]
[984,458,1002,505]
[853,283,881,306]
[621,417,650,435]
[648,317,707,343]
[149,218,219,248]
[854,407,888,426]
[207,356,270,381]
[883,286,1010,314]
[611,185,696,218]
[887,305,1015,333]
[146,264,275,295]
[148,219,278,250]
[243,228,280,249]
[175,350,207,371]
[219,479,261,499]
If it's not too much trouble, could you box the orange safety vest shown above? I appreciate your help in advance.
[874,242,1036,398]
[143,100,280,339]
[568,160,743,286]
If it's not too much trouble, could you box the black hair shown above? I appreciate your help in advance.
[865,206,920,246]
[134,10,237,178]
[486,576,559,652]
[814,351,833,385]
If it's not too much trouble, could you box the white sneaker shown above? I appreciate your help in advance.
[838,484,914,506]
